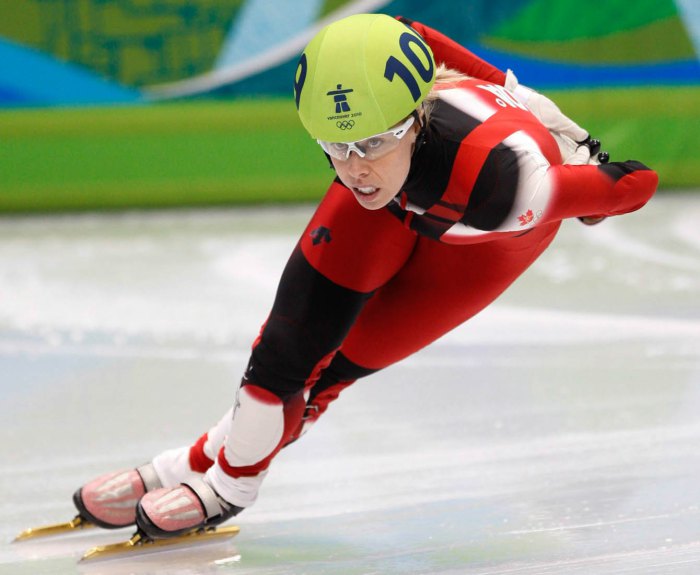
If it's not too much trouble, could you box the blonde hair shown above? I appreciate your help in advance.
[421,64,471,125]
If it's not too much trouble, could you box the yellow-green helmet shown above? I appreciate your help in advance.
[294,13,435,142]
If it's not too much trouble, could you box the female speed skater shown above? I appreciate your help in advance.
[72,13,658,538]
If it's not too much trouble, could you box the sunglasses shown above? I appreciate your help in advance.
[318,115,416,161]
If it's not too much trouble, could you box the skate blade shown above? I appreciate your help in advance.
[13,515,94,541]
[80,525,240,562]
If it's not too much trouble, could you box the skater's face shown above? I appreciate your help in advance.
[329,116,420,211]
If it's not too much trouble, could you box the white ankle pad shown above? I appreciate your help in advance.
[225,385,284,467]
[206,466,267,509]
[152,446,202,488]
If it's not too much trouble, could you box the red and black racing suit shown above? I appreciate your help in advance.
[187,20,658,484]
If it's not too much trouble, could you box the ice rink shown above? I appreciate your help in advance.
[1,193,700,574]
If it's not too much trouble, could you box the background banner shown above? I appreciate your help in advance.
[1,0,698,211]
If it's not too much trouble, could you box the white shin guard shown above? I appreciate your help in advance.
[205,385,286,507]
[154,386,287,508]
[225,385,285,467]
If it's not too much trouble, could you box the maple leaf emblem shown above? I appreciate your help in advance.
[518,209,534,226]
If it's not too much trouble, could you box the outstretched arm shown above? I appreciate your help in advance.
[543,161,658,223]
[469,148,657,234]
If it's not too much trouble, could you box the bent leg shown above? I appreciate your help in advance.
[342,222,560,369]
[301,222,561,432]
[151,217,559,497]
[205,182,417,505]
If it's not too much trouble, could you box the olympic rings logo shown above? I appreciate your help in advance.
[336,120,355,130]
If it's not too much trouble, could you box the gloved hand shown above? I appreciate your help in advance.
[557,134,609,167]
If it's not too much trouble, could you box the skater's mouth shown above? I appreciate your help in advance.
[353,186,380,196]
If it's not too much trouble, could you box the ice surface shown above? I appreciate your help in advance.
[1,195,699,574]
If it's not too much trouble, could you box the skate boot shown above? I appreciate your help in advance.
[135,478,243,539]
[73,463,162,529]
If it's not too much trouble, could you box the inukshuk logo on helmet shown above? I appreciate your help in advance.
[326,84,360,130]
[327,84,353,113]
